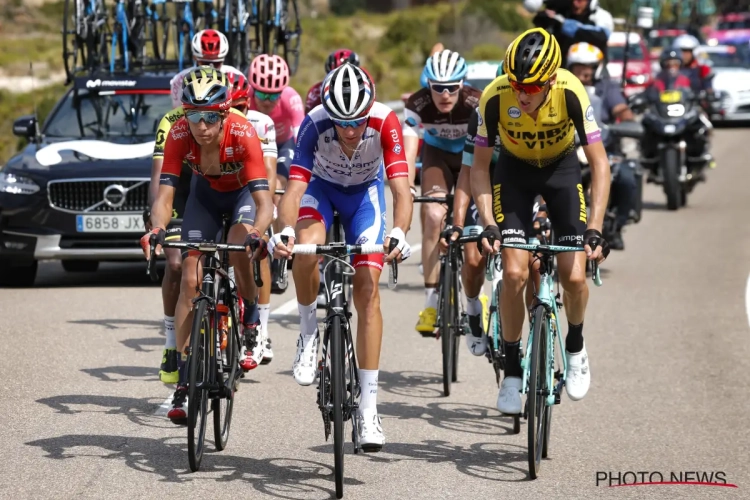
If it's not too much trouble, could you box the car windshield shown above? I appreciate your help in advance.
[649,35,680,49]
[44,89,172,139]
[608,43,645,61]
[703,51,749,68]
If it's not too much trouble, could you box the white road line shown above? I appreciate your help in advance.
[745,271,750,329]
[154,394,173,416]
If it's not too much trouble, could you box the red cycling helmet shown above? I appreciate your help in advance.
[325,49,360,73]
[226,72,250,102]
[191,29,229,62]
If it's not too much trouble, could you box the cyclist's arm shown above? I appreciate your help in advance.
[304,83,321,115]
[287,89,305,141]
[257,115,278,194]
[149,112,173,206]
[153,131,184,230]
[470,94,499,234]
[566,86,610,232]
[402,107,422,190]
[455,109,480,227]
[241,130,273,236]
[380,111,412,234]
[281,116,317,229]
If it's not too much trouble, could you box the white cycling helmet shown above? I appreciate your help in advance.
[567,42,604,80]
[673,34,700,52]
[322,62,375,120]
[191,29,229,62]
[423,49,468,83]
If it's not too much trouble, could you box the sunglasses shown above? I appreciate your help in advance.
[255,90,282,102]
[429,82,462,94]
[185,110,222,124]
[509,80,547,95]
[332,117,368,128]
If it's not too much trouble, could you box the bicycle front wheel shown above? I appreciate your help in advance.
[440,258,455,397]
[188,300,211,472]
[330,315,346,499]
[527,306,548,479]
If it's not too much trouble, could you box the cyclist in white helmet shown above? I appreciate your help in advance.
[269,63,413,451]
[169,29,244,109]
[672,34,714,93]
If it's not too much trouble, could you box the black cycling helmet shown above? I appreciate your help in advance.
[660,48,682,69]
[505,28,561,84]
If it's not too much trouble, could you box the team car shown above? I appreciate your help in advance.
[696,44,750,121]
[0,74,173,286]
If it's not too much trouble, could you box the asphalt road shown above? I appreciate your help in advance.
[1,127,749,499]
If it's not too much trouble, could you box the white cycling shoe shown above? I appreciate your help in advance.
[250,327,266,366]
[292,331,319,386]
[262,336,273,364]
[565,344,590,401]
[496,376,522,415]
[466,333,488,356]
[357,408,385,452]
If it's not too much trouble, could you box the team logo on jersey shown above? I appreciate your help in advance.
[508,106,521,119]
[225,147,234,157]
[393,144,402,154]
[585,105,595,122]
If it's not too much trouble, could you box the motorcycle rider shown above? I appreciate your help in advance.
[635,49,713,183]
[523,0,614,67]
[567,42,637,250]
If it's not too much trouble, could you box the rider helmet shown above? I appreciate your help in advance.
[660,48,682,69]
[423,49,468,83]
[226,72,250,102]
[672,34,700,52]
[325,49,360,73]
[248,54,290,93]
[567,42,604,79]
[181,66,232,111]
[505,28,561,84]
[191,29,229,62]
[321,62,375,120]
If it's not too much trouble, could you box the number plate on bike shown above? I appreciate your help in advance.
[76,214,144,233]
[659,90,682,104]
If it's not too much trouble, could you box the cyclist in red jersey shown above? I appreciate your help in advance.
[304,49,361,114]
[141,67,273,422]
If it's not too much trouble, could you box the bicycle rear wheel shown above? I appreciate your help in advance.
[280,0,301,75]
[527,306,548,479]
[213,293,239,451]
[330,315,346,499]
[188,300,211,472]
[440,257,455,397]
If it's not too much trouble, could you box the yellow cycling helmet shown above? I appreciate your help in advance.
[504,28,561,84]
[181,66,231,110]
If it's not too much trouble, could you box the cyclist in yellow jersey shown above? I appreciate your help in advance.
[471,29,611,414]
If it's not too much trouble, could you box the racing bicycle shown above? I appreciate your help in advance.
[146,213,263,472]
[281,211,399,499]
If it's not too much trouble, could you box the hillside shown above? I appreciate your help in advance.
[0,0,528,162]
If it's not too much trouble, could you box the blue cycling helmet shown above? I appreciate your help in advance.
[496,61,504,77]
[423,49,468,83]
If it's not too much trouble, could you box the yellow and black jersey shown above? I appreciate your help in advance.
[153,106,246,159]
[475,69,601,168]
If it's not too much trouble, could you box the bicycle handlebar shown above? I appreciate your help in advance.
[413,195,454,204]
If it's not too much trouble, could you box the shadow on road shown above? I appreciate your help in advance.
[36,394,170,429]
[378,281,425,292]
[377,401,517,437]
[69,318,163,331]
[81,365,160,382]
[641,201,671,211]
[378,371,445,399]
[311,439,528,482]
[33,262,160,289]
[121,336,164,353]
[26,434,358,498]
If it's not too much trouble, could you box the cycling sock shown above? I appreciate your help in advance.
[503,340,522,378]
[466,294,482,316]
[566,322,584,354]
[424,286,438,310]
[258,304,271,333]
[359,369,379,412]
[164,316,176,349]
[298,301,318,337]
[242,298,259,327]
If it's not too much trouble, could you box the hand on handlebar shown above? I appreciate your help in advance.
[244,230,268,261]
[140,228,165,259]
[583,228,610,264]
[439,225,463,252]
[142,208,152,232]
[478,225,502,255]
[269,226,296,259]
[384,227,410,263]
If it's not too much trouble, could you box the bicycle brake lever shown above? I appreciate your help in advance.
[388,238,398,289]
[592,260,603,287]
[147,235,159,283]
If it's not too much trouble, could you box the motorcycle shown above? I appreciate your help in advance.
[629,88,711,210]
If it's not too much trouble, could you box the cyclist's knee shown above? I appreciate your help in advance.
[165,249,182,276]
[463,244,484,268]
[179,257,200,293]
[559,267,586,293]
[502,251,530,287]
[423,203,446,234]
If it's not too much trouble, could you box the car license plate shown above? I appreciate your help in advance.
[76,214,144,233]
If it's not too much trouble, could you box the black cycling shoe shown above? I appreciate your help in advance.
[468,314,483,338]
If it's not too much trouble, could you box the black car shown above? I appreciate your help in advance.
[0,74,174,286]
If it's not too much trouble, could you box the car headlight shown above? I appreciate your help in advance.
[627,74,648,85]
[0,171,40,195]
